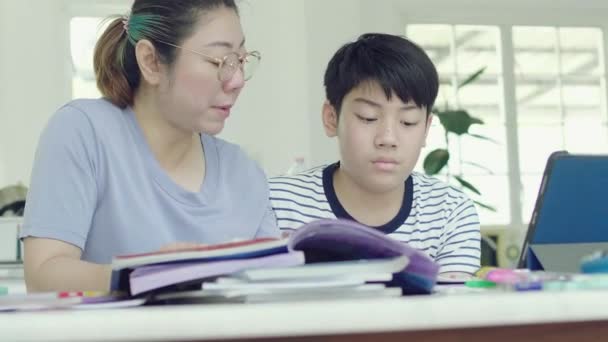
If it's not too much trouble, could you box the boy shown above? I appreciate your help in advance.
[269,33,480,275]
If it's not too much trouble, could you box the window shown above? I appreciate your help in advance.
[70,17,110,99]
[513,27,608,222]
[408,24,608,227]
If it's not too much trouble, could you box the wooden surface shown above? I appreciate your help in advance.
[203,321,608,342]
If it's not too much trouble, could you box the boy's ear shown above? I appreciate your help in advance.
[322,101,338,137]
[135,39,162,86]
[423,113,434,147]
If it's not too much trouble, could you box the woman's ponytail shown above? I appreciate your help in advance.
[93,17,134,108]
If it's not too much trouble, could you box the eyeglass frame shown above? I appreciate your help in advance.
[155,39,261,82]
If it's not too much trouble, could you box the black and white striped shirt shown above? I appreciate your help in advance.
[269,163,481,274]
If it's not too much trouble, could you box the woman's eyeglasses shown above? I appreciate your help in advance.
[157,40,261,82]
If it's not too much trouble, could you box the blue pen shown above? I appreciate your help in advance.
[513,280,543,291]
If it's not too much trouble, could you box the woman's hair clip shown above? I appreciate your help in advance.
[122,15,130,33]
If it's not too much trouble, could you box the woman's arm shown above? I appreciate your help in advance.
[23,237,112,293]
[23,238,208,293]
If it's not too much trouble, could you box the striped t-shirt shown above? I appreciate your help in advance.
[269,163,481,274]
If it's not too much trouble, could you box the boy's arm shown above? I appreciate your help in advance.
[435,197,482,275]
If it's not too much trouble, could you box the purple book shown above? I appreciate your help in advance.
[289,219,440,294]
[129,251,305,295]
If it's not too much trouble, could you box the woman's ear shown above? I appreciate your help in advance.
[322,101,339,138]
[135,39,162,85]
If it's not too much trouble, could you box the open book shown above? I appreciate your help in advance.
[286,219,439,294]
[111,219,439,295]
[112,238,288,270]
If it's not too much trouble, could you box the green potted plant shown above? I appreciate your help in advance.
[423,66,496,211]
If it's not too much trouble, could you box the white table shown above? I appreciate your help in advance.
[1,289,608,341]
[0,263,26,294]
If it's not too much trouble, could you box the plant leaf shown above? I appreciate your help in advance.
[453,175,481,195]
[462,161,495,175]
[423,149,449,175]
[468,133,500,144]
[435,110,484,135]
[458,66,487,89]
[474,200,497,212]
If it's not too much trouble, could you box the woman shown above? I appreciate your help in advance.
[21,0,278,292]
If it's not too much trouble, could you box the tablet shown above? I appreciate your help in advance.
[517,151,608,272]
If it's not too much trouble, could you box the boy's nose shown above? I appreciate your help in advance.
[375,120,398,149]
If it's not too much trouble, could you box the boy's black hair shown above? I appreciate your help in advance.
[323,33,439,116]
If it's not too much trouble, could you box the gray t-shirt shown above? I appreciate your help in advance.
[21,99,279,264]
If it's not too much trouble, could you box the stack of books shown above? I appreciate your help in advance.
[110,219,440,303]
[153,256,409,304]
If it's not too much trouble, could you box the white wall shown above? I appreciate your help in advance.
[0,0,71,187]
[303,0,364,167]
[222,0,313,175]
[2,0,608,186]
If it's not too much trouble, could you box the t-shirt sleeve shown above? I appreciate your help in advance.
[254,204,281,238]
[20,104,99,250]
[435,196,481,274]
